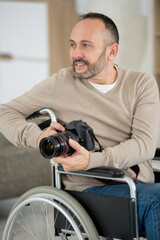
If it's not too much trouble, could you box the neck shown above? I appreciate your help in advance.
[88,64,117,85]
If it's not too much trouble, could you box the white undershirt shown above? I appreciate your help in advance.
[89,65,118,94]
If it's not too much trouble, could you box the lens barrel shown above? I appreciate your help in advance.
[40,137,60,158]
[40,131,78,158]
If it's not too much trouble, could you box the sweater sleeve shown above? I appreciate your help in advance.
[0,75,56,149]
[86,74,160,170]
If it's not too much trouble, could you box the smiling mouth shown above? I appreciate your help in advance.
[75,62,85,67]
[75,63,85,66]
[73,59,88,71]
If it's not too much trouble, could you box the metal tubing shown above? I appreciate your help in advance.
[54,167,139,239]
[40,108,139,239]
[40,108,57,122]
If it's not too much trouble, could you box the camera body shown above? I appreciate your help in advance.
[39,120,95,159]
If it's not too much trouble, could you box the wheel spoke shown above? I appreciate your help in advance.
[30,204,39,239]
[2,187,99,240]
[40,202,54,239]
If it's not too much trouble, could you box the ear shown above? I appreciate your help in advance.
[106,43,119,61]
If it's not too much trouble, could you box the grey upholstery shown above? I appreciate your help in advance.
[0,133,51,200]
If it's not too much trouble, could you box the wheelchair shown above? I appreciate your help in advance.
[2,108,159,240]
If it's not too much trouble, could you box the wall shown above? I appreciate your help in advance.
[0,1,49,104]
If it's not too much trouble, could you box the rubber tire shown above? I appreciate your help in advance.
[5,186,99,240]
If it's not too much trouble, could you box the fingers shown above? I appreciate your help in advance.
[68,139,84,153]
[53,139,90,172]
[50,122,65,132]
[37,121,65,149]
[45,121,65,140]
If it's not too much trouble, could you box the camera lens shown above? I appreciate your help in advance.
[40,131,78,159]
[42,140,54,156]
[40,137,61,158]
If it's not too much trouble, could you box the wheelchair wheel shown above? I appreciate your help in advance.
[2,186,99,240]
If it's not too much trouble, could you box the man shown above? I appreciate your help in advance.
[0,12,159,239]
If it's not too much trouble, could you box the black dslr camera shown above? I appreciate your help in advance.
[39,120,103,158]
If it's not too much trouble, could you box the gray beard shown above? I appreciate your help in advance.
[73,65,104,79]
[73,49,107,80]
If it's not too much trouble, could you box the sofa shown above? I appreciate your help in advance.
[0,133,51,200]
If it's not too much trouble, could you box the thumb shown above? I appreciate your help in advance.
[68,139,83,152]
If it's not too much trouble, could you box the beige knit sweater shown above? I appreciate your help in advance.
[0,66,159,191]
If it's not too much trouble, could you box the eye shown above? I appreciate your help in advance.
[83,43,90,48]
[70,42,76,48]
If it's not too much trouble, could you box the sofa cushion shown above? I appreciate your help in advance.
[0,135,51,200]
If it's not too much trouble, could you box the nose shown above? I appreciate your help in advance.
[71,46,84,60]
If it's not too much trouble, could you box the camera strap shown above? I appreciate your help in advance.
[91,133,104,152]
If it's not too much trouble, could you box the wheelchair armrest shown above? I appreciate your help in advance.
[57,165,124,179]
[26,110,43,120]
[56,164,136,199]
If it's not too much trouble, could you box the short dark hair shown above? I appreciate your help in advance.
[79,12,119,45]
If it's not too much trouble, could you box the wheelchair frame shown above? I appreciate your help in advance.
[2,108,141,240]
[52,162,139,240]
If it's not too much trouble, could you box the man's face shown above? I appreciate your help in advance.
[69,19,109,79]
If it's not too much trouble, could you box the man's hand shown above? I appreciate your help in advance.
[37,122,65,149]
[53,139,90,172]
